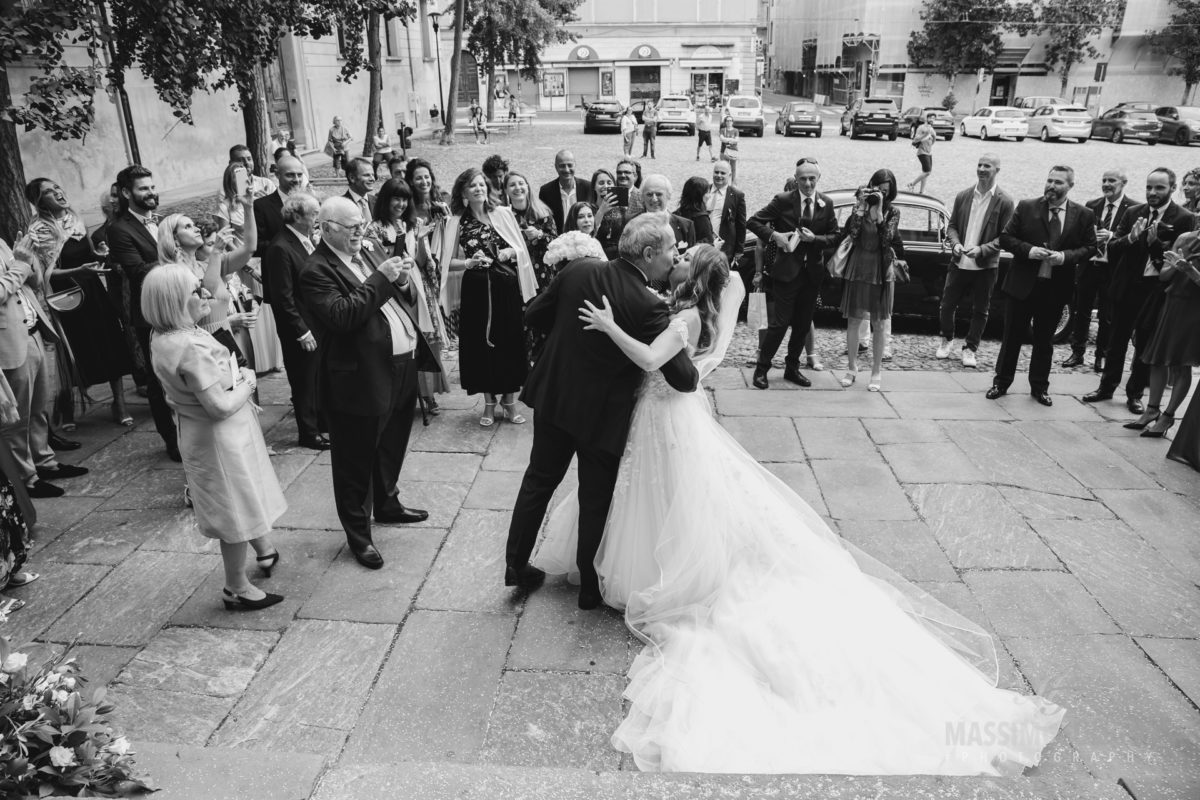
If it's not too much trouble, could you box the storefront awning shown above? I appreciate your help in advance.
[612,59,672,67]
[678,60,733,69]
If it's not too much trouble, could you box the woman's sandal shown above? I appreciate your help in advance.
[1140,412,1175,439]
[480,402,497,427]
[111,402,134,427]
[501,402,526,424]
[868,375,882,392]
[0,597,25,615]
[5,571,39,589]
[806,357,825,371]
[1123,405,1160,430]
[840,372,857,388]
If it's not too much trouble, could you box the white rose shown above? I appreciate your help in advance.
[49,745,76,768]
[107,736,130,756]
[63,677,76,690]
[21,694,36,711]
[52,689,69,705]
[1,652,28,673]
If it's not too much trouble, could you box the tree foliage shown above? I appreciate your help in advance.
[1149,0,1200,103]
[906,0,1007,83]
[1019,0,1124,93]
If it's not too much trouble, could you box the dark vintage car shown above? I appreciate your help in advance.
[839,97,901,140]
[1155,105,1200,146]
[898,106,955,140]
[1090,108,1161,144]
[775,101,823,137]
[583,98,625,133]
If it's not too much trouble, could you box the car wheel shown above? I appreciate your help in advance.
[1015,137,1025,142]
[1078,136,1088,144]
[945,134,954,141]
[840,120,847,136]
[816,128,822,138]
[1111,129,1123,143]
[961,123,968,138]
[1148,139,1158,146]
[1175,129,1189,146]
[850,125,860,140]
[688,125,695,136]
[982,127,990,140]
[1039,128,1050,142]
[888,129,898,141]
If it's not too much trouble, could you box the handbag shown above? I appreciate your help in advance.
[46,283,84,313]
[891,258,911,283]
[826,236,854,279]
[746,291,769,331]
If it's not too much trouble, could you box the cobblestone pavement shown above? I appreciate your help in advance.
[4,351,1198,799]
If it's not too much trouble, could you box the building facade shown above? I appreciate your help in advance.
[766,0,1195,113]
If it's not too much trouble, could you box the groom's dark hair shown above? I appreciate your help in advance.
[619,212,672,262]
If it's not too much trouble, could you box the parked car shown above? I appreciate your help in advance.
[775,101,823,137]
[1090,108,1161,144]
[1155,105,1200,146]
[1109,101,1155,113]
[583,98,625,133]
[839,97,900,140]
[655,95,695,135]
[1027,105,1093,142]
[959,107,1028,140]
[898,107,955,140]
[1015,96,1071,110]
[721,94,765,136]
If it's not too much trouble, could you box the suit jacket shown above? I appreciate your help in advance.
[668,214,696,250]
[1106,201,1196,298]
[1085,194,1137,267]
[521,257,698,457]
[0,239,57,370]
[344,189,375,223]
[253,191,286,258]
[538,179,595,234]
[299,240,438,417]
[747,190,840,284]
[263,227,316,341]
[714,185,747,263]
[106,210,160,328]
[999,198,1098,303]
[945,186,1016,270]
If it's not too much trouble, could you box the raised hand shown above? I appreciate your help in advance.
[578,295,617,334]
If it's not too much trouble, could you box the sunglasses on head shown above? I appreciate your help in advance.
[797,158,819,166]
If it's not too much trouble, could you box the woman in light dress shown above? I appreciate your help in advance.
[533,243,1064,775]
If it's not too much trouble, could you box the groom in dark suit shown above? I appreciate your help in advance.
[506,212,699,609]
[988,166,1097,405]
[747,157,839,389]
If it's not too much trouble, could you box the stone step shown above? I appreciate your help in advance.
[131,742,326,800]
[312,760,1130,800]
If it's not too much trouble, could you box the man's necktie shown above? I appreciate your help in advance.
[802,198,812,222]
[1101,203,1115,230]
[1048,207,1062,248]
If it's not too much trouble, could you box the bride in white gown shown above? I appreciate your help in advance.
[532,244,1065,775]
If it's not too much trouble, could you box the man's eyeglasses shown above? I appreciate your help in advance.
[326,220,367,235]
[616,169,636,176]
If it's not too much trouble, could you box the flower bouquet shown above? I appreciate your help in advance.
[543,231,605,267]
[0,637,154,797]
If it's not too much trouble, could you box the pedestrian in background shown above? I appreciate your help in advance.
[641,100,658,159]
[325,116,351,178]
[718,115,740,183]
[696,105,715,162]
[906,113,935,194]
[620,106,637,157]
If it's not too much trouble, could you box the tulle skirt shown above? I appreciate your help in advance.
[533,375,1064,775]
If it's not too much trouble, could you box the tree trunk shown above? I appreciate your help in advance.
[1184,82,1194,104]
[0,70,30,245]
[1058,64,1071,96]
[442,0,468,144]
[241,70,271,178]
[364,12,383,158]
[486,61,497,122]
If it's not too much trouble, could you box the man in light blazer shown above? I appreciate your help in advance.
[937,154,1015,368]
[989,166,1097,406]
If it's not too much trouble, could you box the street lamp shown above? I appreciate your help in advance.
[429,9,446,129]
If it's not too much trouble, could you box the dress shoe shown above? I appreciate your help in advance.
[1081,389,1114,403]
[1061,352,1085,368]
[751,367,769,390]
[1140,412,1175,438]
[26,479,64,498]
[222,587,285,611]
[48,432,80,451]
[504,563,546,590]
[1031,391,1054,407]
[1093,356,1105,373]
[37,463,88,480]
[298,434,331,451]
[985,386,1006,400]
[351,545,385,569]
[1126,397,1145,415]
[782,367,811,387]
[578,587,603,610]
[1123,406,1160,430]
[374,504,429,524]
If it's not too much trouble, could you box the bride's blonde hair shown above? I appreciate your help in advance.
[671,244,729,354]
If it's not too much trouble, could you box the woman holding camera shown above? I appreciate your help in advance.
[840,169,904,392]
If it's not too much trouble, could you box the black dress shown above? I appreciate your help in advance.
[50,235,133,386]
[457,210,528,395]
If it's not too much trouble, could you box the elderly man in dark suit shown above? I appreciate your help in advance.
[538,150,593,234]
[637,174,695,254]
[263,192,326,450]
[747,157,839,389]
[506,212,699,609]
[937,154,1015,369]
[253,154,307,258]
[1083,168,1196,413]
[107,164,178,459]
[988,166,1098,406]
[709,159,746,265]
[1064,168,1136,372]
[299,196,439,570]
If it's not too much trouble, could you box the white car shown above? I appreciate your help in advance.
[960,107,1028,141]
[1027,105,1093,142]
[655,95,695,135]
[720,95,764,136]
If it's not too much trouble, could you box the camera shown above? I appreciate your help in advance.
[860,187,883,206]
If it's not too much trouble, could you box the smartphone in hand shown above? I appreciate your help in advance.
[233,166,249,197]
[613,186,630,208]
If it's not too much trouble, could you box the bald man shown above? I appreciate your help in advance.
[538,150,593,233]
[254,154,307,257]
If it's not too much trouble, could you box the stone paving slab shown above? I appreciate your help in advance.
[107,685,236,746]
[914,581,1028,693]
[409,411,497,454]
[996,488,1116,521]
[463,468,526,510]
[961,572,1120,637]
[1032,520,1200,638]
[887,391,1015,420]
[508,581,636,674]
[879,441,986,484]
[1093,433,1200,495]
[763,462,829,517]
[5,563,107,644]
[46,551,218,645]
[116,627,279,698]
[134,741,326,800]
[340,609,515,764]
[1091,489,1200,584]
[721,416,804,461]
[811,460,916,521]
[995,396,1103,422]
[70,431,163,497]
[1007,634,1200,800]
[942,422,1090,498]
[39,508,195,564]
[480,422,534,471]
[715,389,897,418]
[417,509,520,614]
[276,463,342,530]
[28,495,105,545]
[1135,638,1200,710]
[400,451,484,483]
[837,520,958,582]
[1016,421,1159,490]
[861,418,947,445]
[908,485,1061,570]
[96,467,193,511]
[738,366,844,391]
[793,418,877,460]
[212,619,396,753]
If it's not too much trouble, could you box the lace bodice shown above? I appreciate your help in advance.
[639,317,698,399]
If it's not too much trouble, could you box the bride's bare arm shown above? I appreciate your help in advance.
[579,297,699,371]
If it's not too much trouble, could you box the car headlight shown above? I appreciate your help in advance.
[1190,122,1200,131]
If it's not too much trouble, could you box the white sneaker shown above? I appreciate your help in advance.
[936,338,954,359]
[962,348,977,368]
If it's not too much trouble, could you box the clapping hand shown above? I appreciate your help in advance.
[377,256,405,282]
[579,296,617,335]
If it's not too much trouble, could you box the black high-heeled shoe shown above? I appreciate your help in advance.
[222,587,284,611]
[1123,405,1160,430]
[1140,412,1175,438]
[256,550,280,578]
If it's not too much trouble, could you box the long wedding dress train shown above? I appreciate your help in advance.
[531,276,1064,775]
